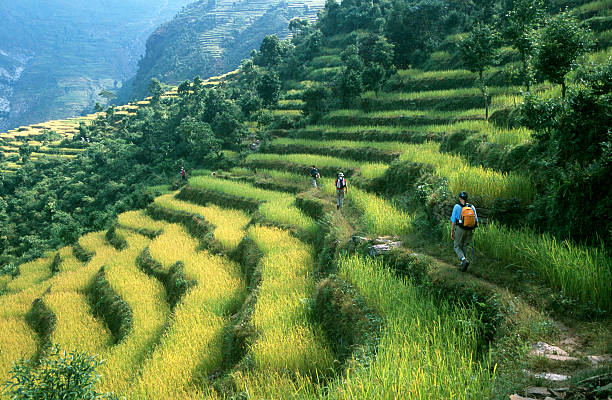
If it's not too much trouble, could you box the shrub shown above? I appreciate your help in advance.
[3,345,118,400]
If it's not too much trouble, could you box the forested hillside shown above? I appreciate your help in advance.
[0,0,193,132]
[0,0,610,399]
[116,0,325,102]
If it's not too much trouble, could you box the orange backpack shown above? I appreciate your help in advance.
[459,204,477,230]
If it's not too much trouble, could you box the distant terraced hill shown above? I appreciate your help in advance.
[117,0,324,102]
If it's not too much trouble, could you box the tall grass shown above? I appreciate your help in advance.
[323,254,494,399]
[153,194,249,251]
[398,142,535,205]
[466,222,612,310]
[45,291,114,354]
[132,224,245,399]
[233,225,333,395]
[248,152,364,171]
[57,246,83,273]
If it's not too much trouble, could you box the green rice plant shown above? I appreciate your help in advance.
[322,254,493,399]
[274,99,305,110]
[442,120,533,146]
[306,66,342,81]
[462,221,612,310]
[281,89,305,100]
[322,108,485,127]
[321,185,412,235]
[576,0,612,17]
[44,291,114,354]
[310,55,342,69]
[247,152,363,171]
[131,224,245,399]
[359,163,389,180]
[397,142,535,205]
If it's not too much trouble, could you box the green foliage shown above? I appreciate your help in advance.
[3,345,118,400]
[459,23,500,118]
[502,0,546,89]
[518,60,612,245]
[302,85,332,122]
[534,12,593,96]
[257,71,281,106]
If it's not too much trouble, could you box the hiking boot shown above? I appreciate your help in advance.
[461,258,470,272]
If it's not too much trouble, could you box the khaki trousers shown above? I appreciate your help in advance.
[454,226,473,260]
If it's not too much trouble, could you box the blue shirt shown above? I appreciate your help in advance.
[451,204,478,223]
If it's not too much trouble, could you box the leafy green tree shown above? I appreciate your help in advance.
[534,12,592,98]
[3,345,118,400]
[18,143,32,162]
[148,78,164,103]
[503,0,545,91]
[258,35,283,68]
[256,71,281,106]
[336,45,364,105]
[518,60,612,244]
[177,117,221,159]
[302,85,332,122]
[459,22,500,119]
[358,34,395,95]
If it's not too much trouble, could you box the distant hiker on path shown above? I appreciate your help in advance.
[335,172,347,209]
[451,191,478,271]
[180,167,187,181]
[309,165,320,188]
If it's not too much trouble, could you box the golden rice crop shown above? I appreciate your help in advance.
[44,291,113,354]
[57,246,84,273]
[96,231,171,396]
[130,224,245,399]
[117,210,167,233]
[153,194,249,251]
[241,226,333,377]
[5,256,53,292]
[188,176,317,235]
[398,142,534,205]
[0,317,39,386]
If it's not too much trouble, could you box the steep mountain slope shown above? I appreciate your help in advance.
[0,0,192,132]
[117,0,324,102]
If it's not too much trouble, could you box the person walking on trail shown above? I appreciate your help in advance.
[309,165,320,188]
[335,172,347,210]
[180,166,187,181]
[451,191,478,272]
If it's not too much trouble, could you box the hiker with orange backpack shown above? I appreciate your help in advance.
[335,172,347,209]
[451,191,478,271]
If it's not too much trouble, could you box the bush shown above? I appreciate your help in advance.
[3,345,118,400]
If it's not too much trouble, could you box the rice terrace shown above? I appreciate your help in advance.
[0,0,610,399]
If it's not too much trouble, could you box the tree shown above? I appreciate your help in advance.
[302,85,332,122]
[258,35,283,68]
[3,345,118,400]
[518,60,612,244]
[459,23,500,119]
[18,143,32,162]
[148,78,164,103]
[176,117,221,159]
[534,12,592,98]
[98,90,116,101]
[358,34,395,95]
[256,71,281,106]
[337,45,364,105]
[503,0,545,91]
